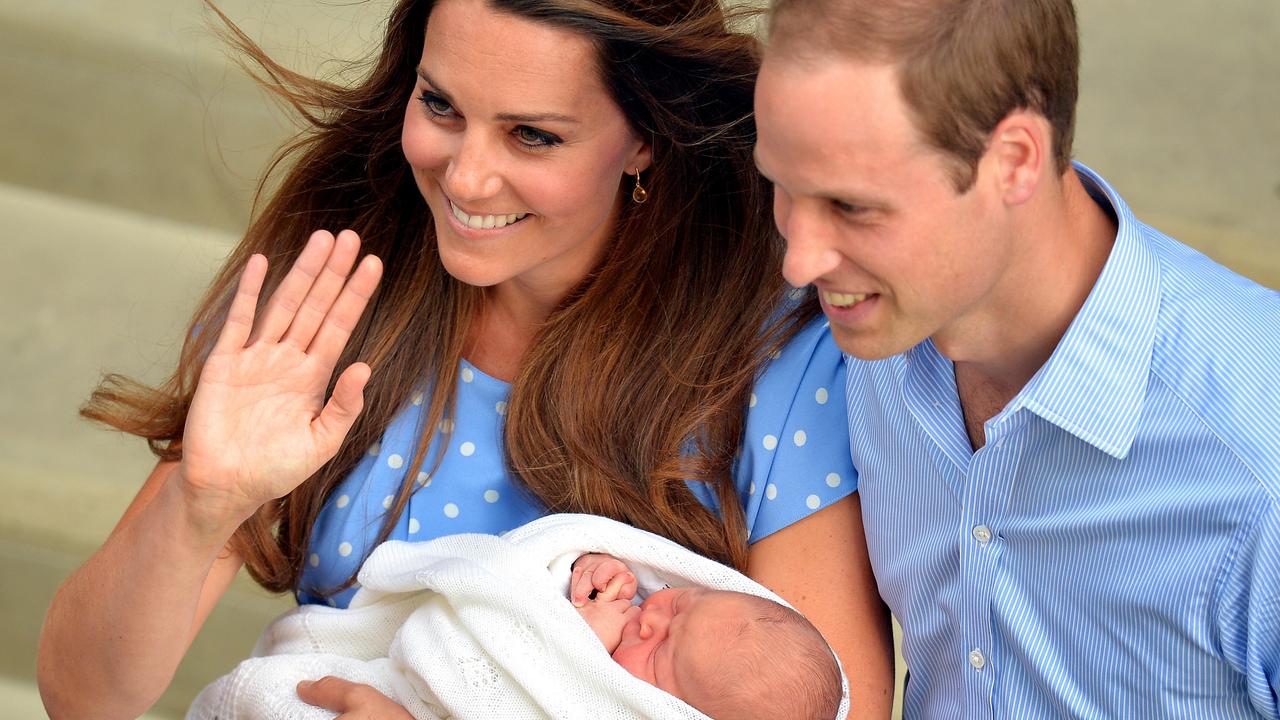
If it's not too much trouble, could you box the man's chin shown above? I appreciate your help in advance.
[829,324,915,361]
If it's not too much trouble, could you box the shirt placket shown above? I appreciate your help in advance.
[959,413,1023,720]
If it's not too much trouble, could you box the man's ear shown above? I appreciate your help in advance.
[986,110,1050,206]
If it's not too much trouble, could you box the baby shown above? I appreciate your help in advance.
[188,515,849,720]
[570,553,843,720]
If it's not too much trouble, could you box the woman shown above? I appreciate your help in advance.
[37,0,893,716]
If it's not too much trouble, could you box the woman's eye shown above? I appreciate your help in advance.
[418,91,455,118]
[514,125,563,148]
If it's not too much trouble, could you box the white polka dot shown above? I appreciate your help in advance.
[338,542,353,557]
[765,484,778,500]
[460,441,476,457]
[417,472,432,487]
[335,494,350,509]
[412,392,424,406]
[382,495,394,510]
[793,430,808,447]
[387,453,404,469]
[789,287,806,300]
[826,473,842,488]
[815,387,829,405]
[484,490,500,503]
[749,481,757,495]
[461,367,475,383]
[762,435,778,451]
[309,553,320,567]
[408,518,421,534]
[443,503,460,518]
[367,442,381,457]
[749,393,758,408]
[495,401,508,415]
[770,349,782,360]
[327,598,338,607]
[806,494,821,510]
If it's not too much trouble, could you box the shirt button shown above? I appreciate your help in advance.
[995,438,1006,450]
[969,648,986,670]
[972,524,992,544]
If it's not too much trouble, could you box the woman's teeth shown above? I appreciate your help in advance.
[450,202,527,230]
[822,290,869,308]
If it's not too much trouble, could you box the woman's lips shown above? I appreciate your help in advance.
[448,200,529,230]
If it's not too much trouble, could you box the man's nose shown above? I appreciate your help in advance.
[780,203,842,288]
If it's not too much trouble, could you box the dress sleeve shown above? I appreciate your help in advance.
[733,316,858,543]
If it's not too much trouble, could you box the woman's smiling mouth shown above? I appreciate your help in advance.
[449,200,529,230]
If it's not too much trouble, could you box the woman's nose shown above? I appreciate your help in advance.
[443,131,503,202]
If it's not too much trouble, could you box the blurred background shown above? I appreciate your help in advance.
[1,1,1276,717]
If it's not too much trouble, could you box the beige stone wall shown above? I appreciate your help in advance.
[1,1,1275,717]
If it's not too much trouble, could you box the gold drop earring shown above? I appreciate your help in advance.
[631,168,648,204]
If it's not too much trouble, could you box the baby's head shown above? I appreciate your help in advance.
[611,587,841,720]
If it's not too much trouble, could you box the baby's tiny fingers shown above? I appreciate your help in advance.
[598,572,633,602]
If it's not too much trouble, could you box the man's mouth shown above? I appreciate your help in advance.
[820,290,870,309]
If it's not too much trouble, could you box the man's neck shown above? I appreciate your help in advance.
[948,168,1118,450]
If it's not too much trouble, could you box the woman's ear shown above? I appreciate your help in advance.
[628,139,653,175]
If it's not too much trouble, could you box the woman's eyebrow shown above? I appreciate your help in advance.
[494,111,580,124]
[415,67,454,101]
[415,65,578,125]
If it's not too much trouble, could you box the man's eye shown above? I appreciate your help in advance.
[833,199,864,215]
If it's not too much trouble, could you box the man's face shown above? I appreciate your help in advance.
[754,55,1010,361]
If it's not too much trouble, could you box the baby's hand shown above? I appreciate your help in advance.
[577,597,640,652]
[570,553,638,607]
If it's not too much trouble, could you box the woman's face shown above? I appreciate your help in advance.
[402,0,651,296]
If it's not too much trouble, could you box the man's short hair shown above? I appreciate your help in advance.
[767,0,1079,191]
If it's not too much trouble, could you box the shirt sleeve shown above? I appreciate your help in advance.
[1246,503,1280,718]
[1216,500,1280,718]
[731,316,858,543]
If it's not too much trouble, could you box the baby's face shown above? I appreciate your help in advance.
[610,587,740,703]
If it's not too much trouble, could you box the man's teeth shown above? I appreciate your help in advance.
[821,290,869,307]
[450,202,527,230]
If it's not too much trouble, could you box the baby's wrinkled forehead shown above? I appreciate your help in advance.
[680,590,772,642]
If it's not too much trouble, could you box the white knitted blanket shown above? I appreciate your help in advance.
[186,513,851,720]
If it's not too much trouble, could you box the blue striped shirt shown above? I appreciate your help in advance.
[847,164,1280,718]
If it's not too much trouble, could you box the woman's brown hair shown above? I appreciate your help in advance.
[83,0,816,596]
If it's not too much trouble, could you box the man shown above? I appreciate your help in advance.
[753,0,1280,717]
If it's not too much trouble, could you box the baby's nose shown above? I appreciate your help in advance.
[639,606,671,640]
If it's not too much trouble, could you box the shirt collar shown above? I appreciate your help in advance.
[1008,162,1162,459]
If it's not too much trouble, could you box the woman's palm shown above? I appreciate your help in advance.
[179,230,383,521]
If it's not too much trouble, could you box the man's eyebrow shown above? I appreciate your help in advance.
[415,66,579,125]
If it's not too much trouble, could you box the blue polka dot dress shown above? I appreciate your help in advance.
[299,314,856,607]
